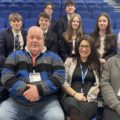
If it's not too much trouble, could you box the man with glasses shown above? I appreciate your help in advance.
[44,2,57,33]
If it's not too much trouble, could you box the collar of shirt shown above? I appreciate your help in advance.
[25,46,47,58]
[44,29,48,34]
[50,16,52,21]
[67,14,71,22]
[12,29,21,37]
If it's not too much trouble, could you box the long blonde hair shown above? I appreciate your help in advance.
[63,13,83,42]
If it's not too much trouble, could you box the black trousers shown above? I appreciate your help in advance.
[62,96,97,120]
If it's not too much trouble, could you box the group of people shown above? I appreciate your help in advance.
[0,0,119,120]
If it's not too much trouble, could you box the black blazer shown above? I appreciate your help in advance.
[57,16,68,39]
[0,28,27,63]
[45,30,59,53]
[50,18,57,34]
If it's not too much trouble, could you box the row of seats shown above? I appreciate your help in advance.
[0,1,109,6]
[0,3,112,10]
[0,10,120,20]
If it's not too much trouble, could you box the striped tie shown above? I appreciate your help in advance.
[15,35,21,50]
[44,32,47,40]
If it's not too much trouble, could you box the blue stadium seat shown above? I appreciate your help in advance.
[20,5,32,11]
[78,11,92,19]
[92,11,102,20]
[0,18,6,28]
[13,0,24,6]
[30,11,41,18]
[0,10,12,19]
[76,6,88,11]
[109,11,120,19]
[38,1,46,6]
[88,6,102,12]
[102,6,114,12]
[84,28,94,34]
[17,11,30,19]
[8,5,21,11]
[113,29,119,37]
[85,2,97,7]
[24,18,37,30]
[115,19,120,29]
[1,0,13,6]
[53,12,60,20]
[97,2,108,6]
[82,18,95,30]
[0,5,7,11]
[25,0,37,6]
[110,19,115,29]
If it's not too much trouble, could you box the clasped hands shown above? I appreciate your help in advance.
[74,92,87,102]
[23,84,40,102]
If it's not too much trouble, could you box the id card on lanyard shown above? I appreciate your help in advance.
[80,64,88,93]
[29,70,41,83]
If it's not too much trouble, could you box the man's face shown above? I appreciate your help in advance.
[26,27,45,56]
[44,5,53,16]
[65,4,75,15]
[10,19,22,31]
[39,17,50,31]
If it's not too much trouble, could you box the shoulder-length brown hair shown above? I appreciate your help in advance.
[63,13,83,42]
[75,35,101,76]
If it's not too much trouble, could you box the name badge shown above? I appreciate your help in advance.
[29,71,41,83]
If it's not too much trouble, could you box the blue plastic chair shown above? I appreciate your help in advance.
[24,18,37,30]
[109,11,120,19]
[115,19,120,29]
[82,18,95,30]
[78,11,92,19]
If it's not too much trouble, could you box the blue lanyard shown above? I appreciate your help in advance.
[80,64,88,84]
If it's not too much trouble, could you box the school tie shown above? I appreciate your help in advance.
[44,32,47,40]
[15,35,21,50]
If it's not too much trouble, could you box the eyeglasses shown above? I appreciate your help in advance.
[79,45,90,49]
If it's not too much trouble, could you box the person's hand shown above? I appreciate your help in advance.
[99,58,106,64]
[23,84,40,102]
[74,92,87,102]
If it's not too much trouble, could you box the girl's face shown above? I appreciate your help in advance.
[98,16,108,31]
[79,40,91,59]
[72,16,80,30]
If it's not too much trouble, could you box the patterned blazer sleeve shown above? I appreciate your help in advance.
[63,57,73,88]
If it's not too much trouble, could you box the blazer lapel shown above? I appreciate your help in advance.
[8,30,14,49]
[63,16,68,30]
[21,29,27,48]
[68,59,77,84]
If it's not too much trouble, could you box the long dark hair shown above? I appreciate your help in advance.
[75,35,101,77]
[92,12,115,49]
